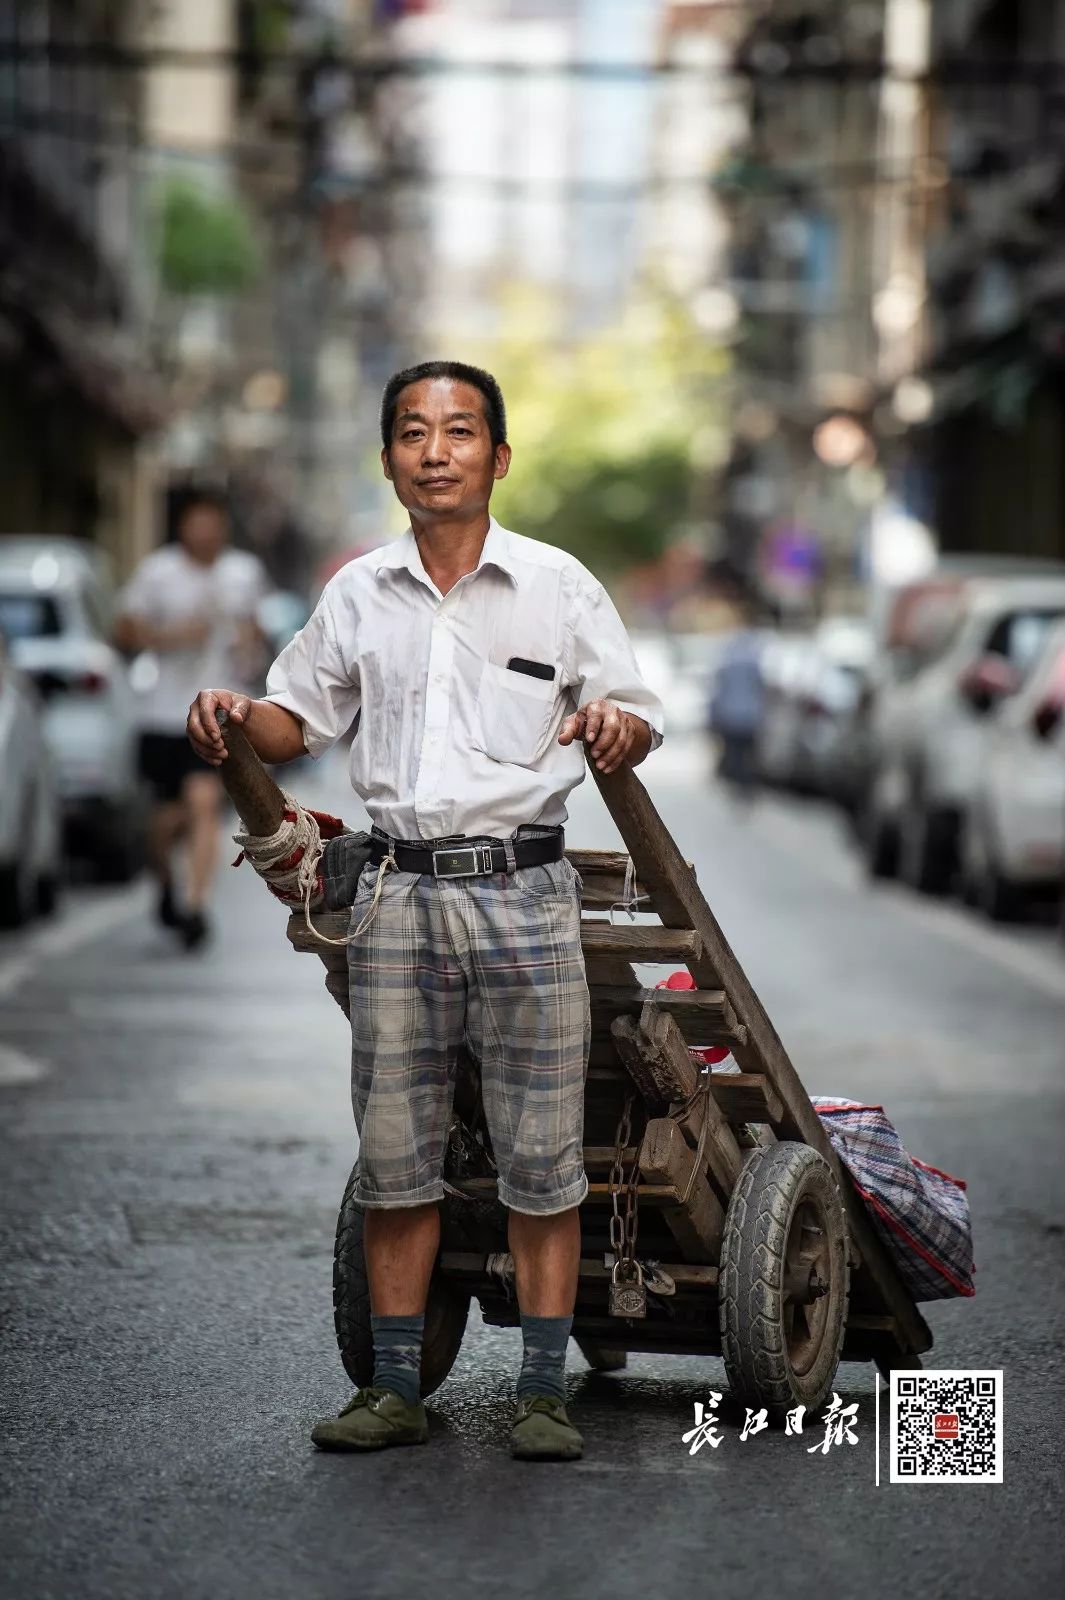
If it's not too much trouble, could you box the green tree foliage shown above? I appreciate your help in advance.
[481,287,728,578]
[157,177,261,296]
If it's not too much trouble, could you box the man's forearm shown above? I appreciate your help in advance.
[243,700,309,764]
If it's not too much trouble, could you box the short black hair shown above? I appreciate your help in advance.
[177,485,229,522]
[380,360,507,451]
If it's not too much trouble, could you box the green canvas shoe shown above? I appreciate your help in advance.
[311,1386,429,1452]
[510,1394,583,1461]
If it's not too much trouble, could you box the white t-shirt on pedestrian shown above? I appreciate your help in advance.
[120,545,270,734]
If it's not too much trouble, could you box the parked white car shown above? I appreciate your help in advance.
[863,572,1065,892]
[0,538,144,880]
[960,620,1065,919]
[757,620,872,794]
[0,632,61,926]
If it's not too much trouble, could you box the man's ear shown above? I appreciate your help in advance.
[380,446,393,481]
[494,442,512,482]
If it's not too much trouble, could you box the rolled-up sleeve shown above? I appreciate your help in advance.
[566,582,665,748]
[263,588,360,759]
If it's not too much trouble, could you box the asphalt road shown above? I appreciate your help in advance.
[2,738,1063,1600]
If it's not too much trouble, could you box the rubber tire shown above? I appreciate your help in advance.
[963,815,1024,923]
[0,858,34,929]
[36,873,60,918]
[861,803,898,881]
[719,1142,849,1425]
[93,815,144,885]
[576,1340,628,1373]
[899,803,955,896]
[333,1161,471,1398]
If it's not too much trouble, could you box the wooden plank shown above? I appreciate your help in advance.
[588,759,933,1359]
[453,1176,686,1206]
[289,911,698,966]
[288,911,348,950]
[646,1011,744,1198]
[590,985,745,1044]
[438,1250,718,1287]
[639,1117,724,1260]
[579,923,701,963]
[706,1071,785,1127]
[582,1146,639,1170]
[216,710,286,835]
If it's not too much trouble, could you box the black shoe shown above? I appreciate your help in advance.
[180,910,210,951]
[157,883,182,929]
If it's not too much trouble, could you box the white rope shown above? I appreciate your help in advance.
[608,854,648,924]
[233,794,396,948]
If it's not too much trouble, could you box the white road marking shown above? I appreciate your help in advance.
[0,1041,49,1084]
[0,883,150,1003]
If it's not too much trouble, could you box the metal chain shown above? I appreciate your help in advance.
[608,1091,633,1264]
[608,1090,642,1281]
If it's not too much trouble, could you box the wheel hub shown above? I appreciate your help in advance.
[782,1203,833,1376]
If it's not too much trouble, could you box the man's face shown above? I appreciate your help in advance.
[180,504,228,565]
[381,377,510,523]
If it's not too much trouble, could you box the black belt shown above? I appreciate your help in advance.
[368,829,564,879]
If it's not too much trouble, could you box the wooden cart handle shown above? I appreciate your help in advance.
[215,708,286,837]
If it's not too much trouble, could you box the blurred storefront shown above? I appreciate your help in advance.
[888,0,1065,566]
[718,0,1065,606]
[0,1,167,578]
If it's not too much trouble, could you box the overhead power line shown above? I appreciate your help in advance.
[0,104,993,201]
[3,40,1065,92]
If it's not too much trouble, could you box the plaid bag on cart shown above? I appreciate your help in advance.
[811,1097,975,1302]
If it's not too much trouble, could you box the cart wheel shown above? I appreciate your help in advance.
[720,1142,849,1424]
[333,1161,471,1398]
[576,1340,628,1373]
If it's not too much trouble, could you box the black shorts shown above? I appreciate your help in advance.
[138,732,207,803]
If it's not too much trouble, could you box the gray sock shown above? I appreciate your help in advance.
[371,1313,424,1405]
[517,1312,573,1403]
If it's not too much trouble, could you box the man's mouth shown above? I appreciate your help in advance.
[418,476,459,488]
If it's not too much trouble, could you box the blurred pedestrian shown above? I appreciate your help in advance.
[709,602,766,800]
[186,360,663,1461]
[116,489,269,949]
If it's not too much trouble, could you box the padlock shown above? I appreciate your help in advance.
[609,1259,647,1319]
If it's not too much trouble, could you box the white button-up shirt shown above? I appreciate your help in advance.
[264,518,664,841]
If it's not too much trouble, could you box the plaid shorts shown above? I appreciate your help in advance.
[346,852,590,1215]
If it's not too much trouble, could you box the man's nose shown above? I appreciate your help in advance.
[421,430,450,464]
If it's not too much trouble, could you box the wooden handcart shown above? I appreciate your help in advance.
[221,720,932,1421]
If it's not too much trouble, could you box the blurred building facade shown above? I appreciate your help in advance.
[891,0,1065,566]
[718,0,1065,611]
[145,0,422,583]
[0,0,166,576]
[396,0,662,346]
[717,0,894,614]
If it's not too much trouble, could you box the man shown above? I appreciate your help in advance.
[116,489,268,949]
[186,361,663,1460]
[708,601,766,801]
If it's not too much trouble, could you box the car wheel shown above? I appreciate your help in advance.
[93,807,145,885]
[0,855,35,929]
[899,802,955,896]
[962,813,1024,922]
[36,873,60,918]
[861,799,898,880]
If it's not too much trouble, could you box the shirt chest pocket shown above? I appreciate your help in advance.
[474,660,558,766]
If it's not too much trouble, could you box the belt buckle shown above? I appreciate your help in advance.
[431,845,494,878]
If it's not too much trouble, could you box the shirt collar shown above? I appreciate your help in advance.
[375,517,518,587]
